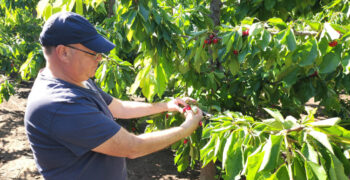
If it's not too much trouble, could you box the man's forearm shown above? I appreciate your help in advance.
[129,123,196,159]
[109,99,168,119]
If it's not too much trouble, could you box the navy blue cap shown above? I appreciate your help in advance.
[39,12,115,53]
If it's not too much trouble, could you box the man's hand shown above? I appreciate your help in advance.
[166,97,197,113]
[181,106,203,129]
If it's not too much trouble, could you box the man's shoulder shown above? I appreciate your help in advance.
[29,75,93,103]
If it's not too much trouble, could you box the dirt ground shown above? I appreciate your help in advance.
[0,81,200,180]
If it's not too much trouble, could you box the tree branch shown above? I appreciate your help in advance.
[269,29,318,36]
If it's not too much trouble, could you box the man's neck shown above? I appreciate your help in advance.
[43,67,87,88]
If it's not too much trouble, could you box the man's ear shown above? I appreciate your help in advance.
[55,45,71,63]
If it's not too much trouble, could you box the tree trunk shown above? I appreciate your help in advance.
[209,0,223,70]
[107,0,116,17]
[200,2,222,179]
[209,0,223,27]
[199,161,216,180]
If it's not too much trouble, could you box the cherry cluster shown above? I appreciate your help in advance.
[203,33,220,48]
[242,29,249,37]
[328,40,338,47]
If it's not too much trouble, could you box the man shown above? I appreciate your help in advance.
[24,11,203,180]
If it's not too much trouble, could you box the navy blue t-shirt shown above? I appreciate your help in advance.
[24,71,127,180]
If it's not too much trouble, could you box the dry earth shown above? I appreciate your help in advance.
[0,81,200,180]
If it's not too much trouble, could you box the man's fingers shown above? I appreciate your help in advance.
[183,97,197,104]
[175,98,187,106]
[176,97,197,107]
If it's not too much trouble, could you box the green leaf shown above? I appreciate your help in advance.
[68,0,76,11]
[75,0,83,15]
[200,134,218,164]
[259,135,283,172]
[241,17,254,25]
[228,58,239,76]
[224,131,244,179]
[43,4,53,20]
[141,75,156,102]
[260,29,271,51]
[129,63,151,94]
[246,149,265,180]
[307,118,341,127]
[301,142,318,164]
[189,30,208,37]
[306,21,321,31]
[299,38,318,67]
[284,116,298,129]
[307,161,327,180]
[325,23,341,40]
[250,23,264,36]
[267,18,287,29]
[283,27,297,52]
[238,47,250,63]
[36,0,49,18]
[308,130,334,154]
[282,66,300,89]
[319,52,340,74]
[126,10,137,26]
[138,4,150,22]
[127,28,134,42]
[152,9,161,24]
[261,119,284,130]
[264,108,284,123]
[330,154,348,180]
[224,32,235,58]
[264,0,276,10]
[222,132,234,169]
[155,63,167,97]
[333,145,350,175]
[317,126,350,145]
[193,37,206,73]
[330,24,349,35]
[292,156,307,180]
[266,164,289,180]
[342,55,350,74]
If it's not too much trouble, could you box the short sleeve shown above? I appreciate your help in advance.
[87,79,113,105]
[50,100,120,156]
[98,87,113,105]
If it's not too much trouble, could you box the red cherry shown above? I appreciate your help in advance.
[10,63,14,67]
[309,71,318,78]
[233,50,239,55]
[183,139,188,144]
[329,40,338,47]
[166,114,169,118]
[131,127,136,132]
[242,29,249,37]
[204,39,209,44]
[213,38,218,44]
[183,105,192,112]
[209,34,215,39]
[199,121,203,126]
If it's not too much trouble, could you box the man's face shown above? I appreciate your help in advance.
[66,44,102,81]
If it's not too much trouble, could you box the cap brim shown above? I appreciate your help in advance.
[82,35,115,54]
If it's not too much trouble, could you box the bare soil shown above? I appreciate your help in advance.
[0,81,200,180]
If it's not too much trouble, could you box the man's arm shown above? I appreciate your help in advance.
[108,97,195,119]
[92,109,203,159]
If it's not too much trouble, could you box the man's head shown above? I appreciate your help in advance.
[39,12,115,84]
[39,11,115,53]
